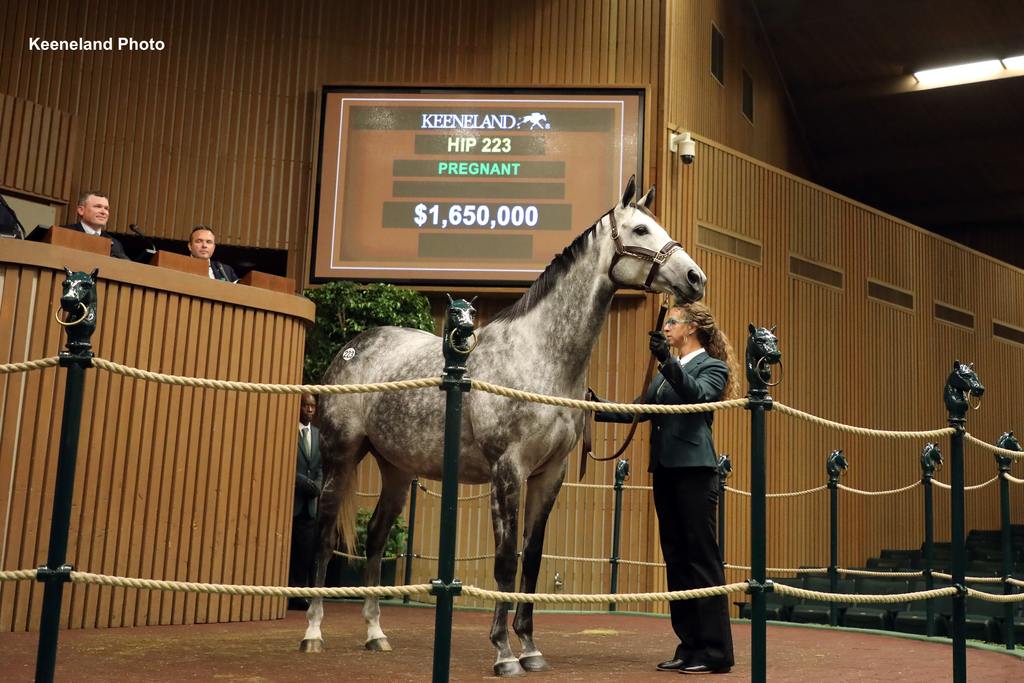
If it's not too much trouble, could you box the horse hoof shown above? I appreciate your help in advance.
[519,654,551,672]
[365,637,392,652]
[299,638,323,653]
[493,660,527,677]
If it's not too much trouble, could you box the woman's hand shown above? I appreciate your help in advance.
[649,331,671,364]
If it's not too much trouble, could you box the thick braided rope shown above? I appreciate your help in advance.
[616,558,664,567]
[563,482,652,492]
[772,583,957,604]
[1004,473,1024,485]
[966,588,1024,603]
[725,484,827,498]
[92,357,441,394]
[333,550,403,562]
[772,402,955,440]
[837,568,924,578]
[930,476,998,491]
[0,569,38,582]
[724,564,828,576]
[1008,578,1024,588]
[931,571,1004,584]
[471,379,748,413]
[965,433,1024,460]
[837,480,921,496]
[69,571,432,598]
[0,357,61,374]
[460,582,750,605]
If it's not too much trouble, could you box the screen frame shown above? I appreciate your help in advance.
[308,85,647,287]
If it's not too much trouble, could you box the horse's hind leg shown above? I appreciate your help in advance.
[299,482,343,653]
[512,458,566,672]
[362,457,413,652]
[489,456,526,677]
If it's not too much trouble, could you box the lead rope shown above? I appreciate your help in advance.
[579,300,668,480]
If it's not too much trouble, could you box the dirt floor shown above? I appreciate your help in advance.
[2,601,1022,682]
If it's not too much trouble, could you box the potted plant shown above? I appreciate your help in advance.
[326,508,408,588]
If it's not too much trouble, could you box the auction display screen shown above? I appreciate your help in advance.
[311,88,644,284]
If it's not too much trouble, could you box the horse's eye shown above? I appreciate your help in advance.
[632,225,649,236]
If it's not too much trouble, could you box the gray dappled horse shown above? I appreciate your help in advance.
[302,177,707,676]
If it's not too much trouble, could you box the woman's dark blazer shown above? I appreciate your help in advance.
[595,352,728,472]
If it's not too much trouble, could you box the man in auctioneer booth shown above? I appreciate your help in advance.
[62,190,130,259]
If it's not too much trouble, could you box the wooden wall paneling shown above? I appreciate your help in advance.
[219,305,246,622]
[188,300,217,623]
[0,265,25,632]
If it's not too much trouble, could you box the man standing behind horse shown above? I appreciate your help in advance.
[290,393,322,610]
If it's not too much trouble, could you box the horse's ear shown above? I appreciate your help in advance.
[770,324,777,334]
[637,185,656,210]
[748,322,756,334]
[90,268,99,280]
[619,175,636,208]
[468,296,478,305]
[953,359,961,369]
[63,266,72,278]
[446,293,454,304]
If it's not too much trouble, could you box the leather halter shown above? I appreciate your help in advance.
[605,205,683,291]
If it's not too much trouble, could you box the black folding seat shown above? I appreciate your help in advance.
[843,578,910,631]
[789,577,854,625]
[893,580,951,636]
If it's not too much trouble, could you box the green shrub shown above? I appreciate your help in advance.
[355,507,408,559]
[302,281,435,383]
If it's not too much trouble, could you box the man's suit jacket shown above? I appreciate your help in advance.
[295,425,322,518]
[62,222,129,259]
[211,260,238,282]
[596,352,728,472]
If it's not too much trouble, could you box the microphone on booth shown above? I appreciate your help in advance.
[129,223,158,256]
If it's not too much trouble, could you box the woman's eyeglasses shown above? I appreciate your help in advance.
[665,318,690,327]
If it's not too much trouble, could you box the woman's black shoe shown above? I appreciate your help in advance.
[679,663,731,674]
[656,658,689,671]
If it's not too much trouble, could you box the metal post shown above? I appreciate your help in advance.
[744,324,780,683]
[920,444,941,637]
[717,454,731,566]
[403,478,419,605]
[431,298,474,683]
[943,360,983,683]
[995,432,1020,650]
[826,450,846,627]
[36,268,98,683]
[608,459,629,611]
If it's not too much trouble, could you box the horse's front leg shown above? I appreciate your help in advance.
[512,458,566,672]
[489,457,525,677]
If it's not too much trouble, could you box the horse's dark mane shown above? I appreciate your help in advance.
[491,224,598,323]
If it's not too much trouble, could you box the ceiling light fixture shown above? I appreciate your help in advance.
[913,59,1004,87]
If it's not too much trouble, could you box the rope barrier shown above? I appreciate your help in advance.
[836,568,924,578]
[0,569,39,582]
[459,582,751,605]
[0,357,60,374]
[725,484,827,498]
[966,588,1024,603]
[837,481,921,496]
[929,477,998,491]
[91,357,441,395]
[931,571,1004,584]
[416,483,491,501]
[1005,473,1024,485]
[965,433,1024,460]
[772,583,958,605]
[723,564,829,576]
[772,402,955,440]
[471,378,749,414]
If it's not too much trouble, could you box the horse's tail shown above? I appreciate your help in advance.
[333,445,360,555]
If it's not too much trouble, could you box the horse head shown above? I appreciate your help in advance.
[942,360,985,416]
[442,294,477,364]
[920,442,943,477]
[745,323,782,391]
[57,267,99,354]
[603,175,706,304]
[826,449,848,481]
[995,431,1021,469]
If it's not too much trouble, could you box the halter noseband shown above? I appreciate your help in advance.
[605,207,682,291]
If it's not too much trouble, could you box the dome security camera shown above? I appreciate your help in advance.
[669,132,696,164]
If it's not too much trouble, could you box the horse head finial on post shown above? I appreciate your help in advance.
[920,442,943,479]
[943,360,985,422]
[994,431,1021,471]
[826,449,848,485]
[55,267,99,357]
[442,295,477,370]
[745,323,782,397]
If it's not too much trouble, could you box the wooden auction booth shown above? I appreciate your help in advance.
[2,0,1023,633]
